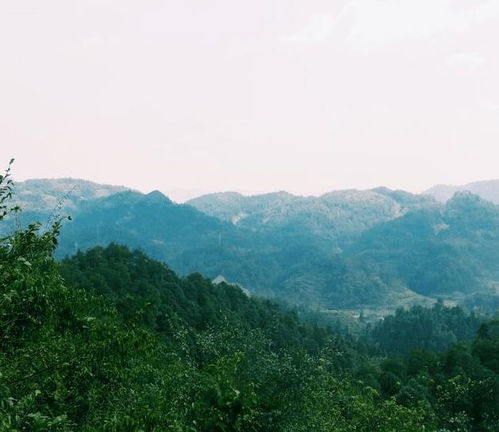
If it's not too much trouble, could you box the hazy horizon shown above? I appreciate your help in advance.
[2,1,498,199]
[13,173,499,204]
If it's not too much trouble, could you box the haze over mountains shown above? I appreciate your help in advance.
[14,178,130,211]
[425,179,499,204]
[188,188,435,245]
[7,177,499,319]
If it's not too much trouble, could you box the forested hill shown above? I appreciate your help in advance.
[346,192,499,300]
[7,178,499,315]
[54,189,241,262]
[59,243,336,356]
[187,187,435,246]
[2,184,498,430]
[366,302,484,355]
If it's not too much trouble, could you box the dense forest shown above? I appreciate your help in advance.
[7,178,499,318]
[1,166,499,431]
[366,302,484,355]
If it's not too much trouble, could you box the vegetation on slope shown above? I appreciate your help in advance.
[1,163,499,431]
[348,192,499,299]
[366,302,484,354]
[10,177,499,314]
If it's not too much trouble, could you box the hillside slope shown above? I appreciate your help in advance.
[188,188,435,248]
[4,194,497,431]
[8,178,499,315]
[347,192,499,301]
[13,178,130,211]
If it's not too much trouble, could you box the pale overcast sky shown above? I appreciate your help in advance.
[1,1,498,201]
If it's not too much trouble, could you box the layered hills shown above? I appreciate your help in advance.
[4,211,497,431]
[7,178,499,317]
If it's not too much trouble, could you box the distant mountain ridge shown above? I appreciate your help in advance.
[13,178,131,212]
[187,187,436,248]
[425,179,499,204]
[7,177,499,317]
[56,188,234,263]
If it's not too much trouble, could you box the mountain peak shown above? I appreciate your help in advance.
[144,190,173,205]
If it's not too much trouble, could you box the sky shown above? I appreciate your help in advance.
[1,0,498,201]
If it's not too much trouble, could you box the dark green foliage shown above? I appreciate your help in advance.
[2,166,499,431]
[473,321,499,374]
[60,244,338,357]
[367,302,484,354]
[0,228,434,431]
[0,172,429,431]
[385,335,499,432]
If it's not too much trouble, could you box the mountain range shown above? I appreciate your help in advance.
[6,177,499,319]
